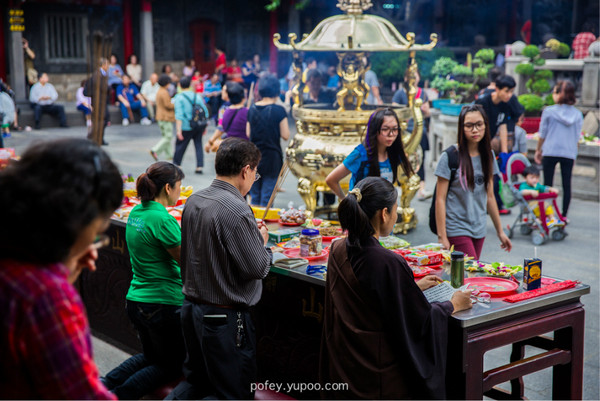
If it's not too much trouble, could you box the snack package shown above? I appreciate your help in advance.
[404,251,443,266]
[269,229,302,243]
[379,235,410,250]
[413,243,443,251]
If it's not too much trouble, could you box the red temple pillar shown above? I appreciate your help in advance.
[269,10,278,74]
[122,0,133,62]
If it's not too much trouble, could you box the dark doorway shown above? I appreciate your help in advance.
[190,19,216,75]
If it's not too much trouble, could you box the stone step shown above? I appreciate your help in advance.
[14,102,131,129]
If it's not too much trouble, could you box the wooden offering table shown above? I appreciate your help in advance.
[81,221,590,399]
[445,279,588,399]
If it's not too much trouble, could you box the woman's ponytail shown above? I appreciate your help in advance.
[338,177,398,248]
[136,161,185,202]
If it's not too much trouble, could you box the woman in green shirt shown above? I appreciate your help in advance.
[102,162,185,399]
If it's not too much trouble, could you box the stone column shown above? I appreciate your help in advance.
[139,0,154,80]
[582,57,599,108]
[505,55,527,95]
[8,30,27,103]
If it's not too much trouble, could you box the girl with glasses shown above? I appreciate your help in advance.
[434,103,511,260]
[326,107,413,200]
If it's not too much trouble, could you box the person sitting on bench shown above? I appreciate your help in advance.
[29,72,67,130]
[116,74,151,127]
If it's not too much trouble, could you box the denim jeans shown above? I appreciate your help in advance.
[102,301,185,399]
[249,175,278,206]
[119,99,148,120]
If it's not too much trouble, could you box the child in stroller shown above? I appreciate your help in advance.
[503,153,568,245]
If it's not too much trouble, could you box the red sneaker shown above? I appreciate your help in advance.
[499,209,511,215]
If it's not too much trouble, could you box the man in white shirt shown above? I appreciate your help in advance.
[365,69,383,105]
[29,73,67,129]
[140,73,159,121]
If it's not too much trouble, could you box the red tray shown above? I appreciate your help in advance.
[464,277,519,297]
[283,247,329,261]
[279,220,304,226]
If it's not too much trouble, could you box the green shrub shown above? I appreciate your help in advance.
[544,93,555,106]
[557,43,571,57]
[474,48,495,63]
[522,45,540,59]
[531,79,551,94]
[534,70,553,80]
[518,94,545,115]
[515,63,534,76]
[431,57,458,77]
[473,67,488,78]
[452,64,472,77]
[429,76,444,90]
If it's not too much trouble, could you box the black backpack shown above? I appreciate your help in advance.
[184,93,208,132]
[429,145,459,235]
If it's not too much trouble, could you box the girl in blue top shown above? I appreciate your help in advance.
[326,107,413,200]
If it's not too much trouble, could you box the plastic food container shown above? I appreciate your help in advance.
[300,229,322,257]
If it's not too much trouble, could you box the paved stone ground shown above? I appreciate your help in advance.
[5,122,599,399]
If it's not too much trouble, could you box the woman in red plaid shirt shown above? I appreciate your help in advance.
[0,138,123,399]
[572,22,597,59]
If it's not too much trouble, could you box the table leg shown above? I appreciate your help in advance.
[465,343,485,399]
[552,307,585,399]
[510,341,526,398]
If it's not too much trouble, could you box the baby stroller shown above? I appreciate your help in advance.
[502,153,568,245]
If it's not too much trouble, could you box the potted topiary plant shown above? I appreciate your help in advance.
[515,44,554,133]
[430,56,458,109]
[430,49,495,115]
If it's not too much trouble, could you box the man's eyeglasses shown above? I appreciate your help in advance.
[464,122,485,131]
[379,127,399,137]
[254,171,261,182]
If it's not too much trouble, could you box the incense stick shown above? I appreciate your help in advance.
[262,160,290,220]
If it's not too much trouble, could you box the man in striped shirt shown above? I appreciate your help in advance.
[173,137,272,400]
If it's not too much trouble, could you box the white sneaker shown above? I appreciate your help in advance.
[140,117,151,126]
[122,118,130,126]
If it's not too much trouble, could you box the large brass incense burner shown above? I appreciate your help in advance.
[274,0,438,233]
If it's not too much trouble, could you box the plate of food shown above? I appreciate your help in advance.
[463,277,519,297]
[466,261,522,276]
[279,220,303,226]
[283,247,329,261]
[319,226,343,240]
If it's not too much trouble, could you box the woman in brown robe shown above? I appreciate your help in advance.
[320,177,472,399]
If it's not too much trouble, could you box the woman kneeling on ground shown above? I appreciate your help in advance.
[320,176,473,399]
[102,161,186,399]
